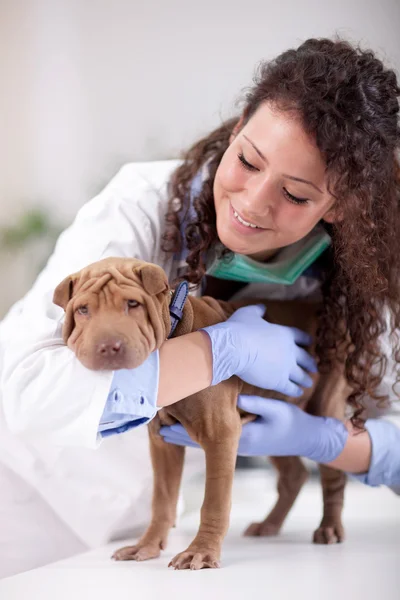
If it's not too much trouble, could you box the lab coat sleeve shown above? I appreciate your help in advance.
[0,163,172,449]
[350,419,400,493]
[98,354,159,437]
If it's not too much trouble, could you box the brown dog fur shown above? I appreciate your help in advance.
[54,257,350,570]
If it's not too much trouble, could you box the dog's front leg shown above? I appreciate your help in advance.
[113,420,185,562]
[169,396,241,570]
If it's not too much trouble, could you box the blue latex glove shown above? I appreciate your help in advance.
[160,395,348,464]
[202,305,317,397]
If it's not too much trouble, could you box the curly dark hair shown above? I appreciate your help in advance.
[162,37,400,418]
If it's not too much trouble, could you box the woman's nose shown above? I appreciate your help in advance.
[240,179,276,220]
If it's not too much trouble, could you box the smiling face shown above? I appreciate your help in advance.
[213,102,338,261]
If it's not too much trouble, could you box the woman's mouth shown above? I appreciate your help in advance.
[229,203,267,235]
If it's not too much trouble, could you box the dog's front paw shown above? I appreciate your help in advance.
[243,520,281,537]
[168,548,221,571]
[313,518,345,544]
[112,542,161,562]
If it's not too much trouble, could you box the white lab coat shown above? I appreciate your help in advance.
[0,160,205,578]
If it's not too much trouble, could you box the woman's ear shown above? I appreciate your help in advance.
[322,202,344,224]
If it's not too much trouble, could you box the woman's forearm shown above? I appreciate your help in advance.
[327,421,372,474]
[157,331,213,407]
[156,304,318,409]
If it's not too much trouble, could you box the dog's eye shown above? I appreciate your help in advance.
[127,300,139,309]
[76,305,88,315]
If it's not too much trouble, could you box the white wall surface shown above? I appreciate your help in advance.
[0,0,399,313]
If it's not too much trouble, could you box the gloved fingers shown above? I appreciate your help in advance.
[228,304,266,322]
[237,395,282,418]
[159,425,200,449]
[162,435,199,449]
[295,346,318,373]
[160,434,199,449]
[237,422,261,456]
[160,423,188,436]
[289,327,313,348]
[277,380,304,398]
[237,421,278,456]
[159,423,192,439]
[289,364,314,388]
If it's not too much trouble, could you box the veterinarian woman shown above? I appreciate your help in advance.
[0,38,399,578]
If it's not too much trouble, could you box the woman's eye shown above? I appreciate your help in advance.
[237,152,258,172]
[127,300,139,308]
[77,305,88,315]
[283,187,309,206]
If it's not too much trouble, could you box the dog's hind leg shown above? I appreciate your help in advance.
[112,420,185,562]
[243,456,309,537]
[306,367,349,544]
[313,464,346,544]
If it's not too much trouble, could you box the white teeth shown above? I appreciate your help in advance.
[233,210,260,229]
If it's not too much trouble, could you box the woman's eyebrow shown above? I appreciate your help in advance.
[243,135,267,161]
[243,134,323,194]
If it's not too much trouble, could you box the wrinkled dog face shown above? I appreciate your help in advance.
[53,257,171,371]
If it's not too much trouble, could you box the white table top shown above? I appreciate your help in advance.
[1,470,399,600]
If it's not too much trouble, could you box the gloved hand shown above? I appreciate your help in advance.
[201,304,317,397]
[160,395,349,464]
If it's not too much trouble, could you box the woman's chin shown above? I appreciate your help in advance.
[216,224,266,256]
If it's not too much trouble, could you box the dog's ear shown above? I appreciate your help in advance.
[53,275,78,343]
[138,263,169,296]
[53,275,75,309]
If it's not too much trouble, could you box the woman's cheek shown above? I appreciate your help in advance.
[217,147,243,189]
[276,203,307,233]
[282,204,321,238]
[222,162,247,193]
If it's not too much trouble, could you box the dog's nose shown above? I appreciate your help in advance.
[97,339,124,358]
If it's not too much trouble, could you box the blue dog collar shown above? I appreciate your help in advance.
[168,281,189,338]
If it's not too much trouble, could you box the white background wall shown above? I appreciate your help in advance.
[0,0,399,313]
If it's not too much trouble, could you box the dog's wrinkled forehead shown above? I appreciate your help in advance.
[74,265,139,296]
[75,257,144,290]
[53,257,169,310]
